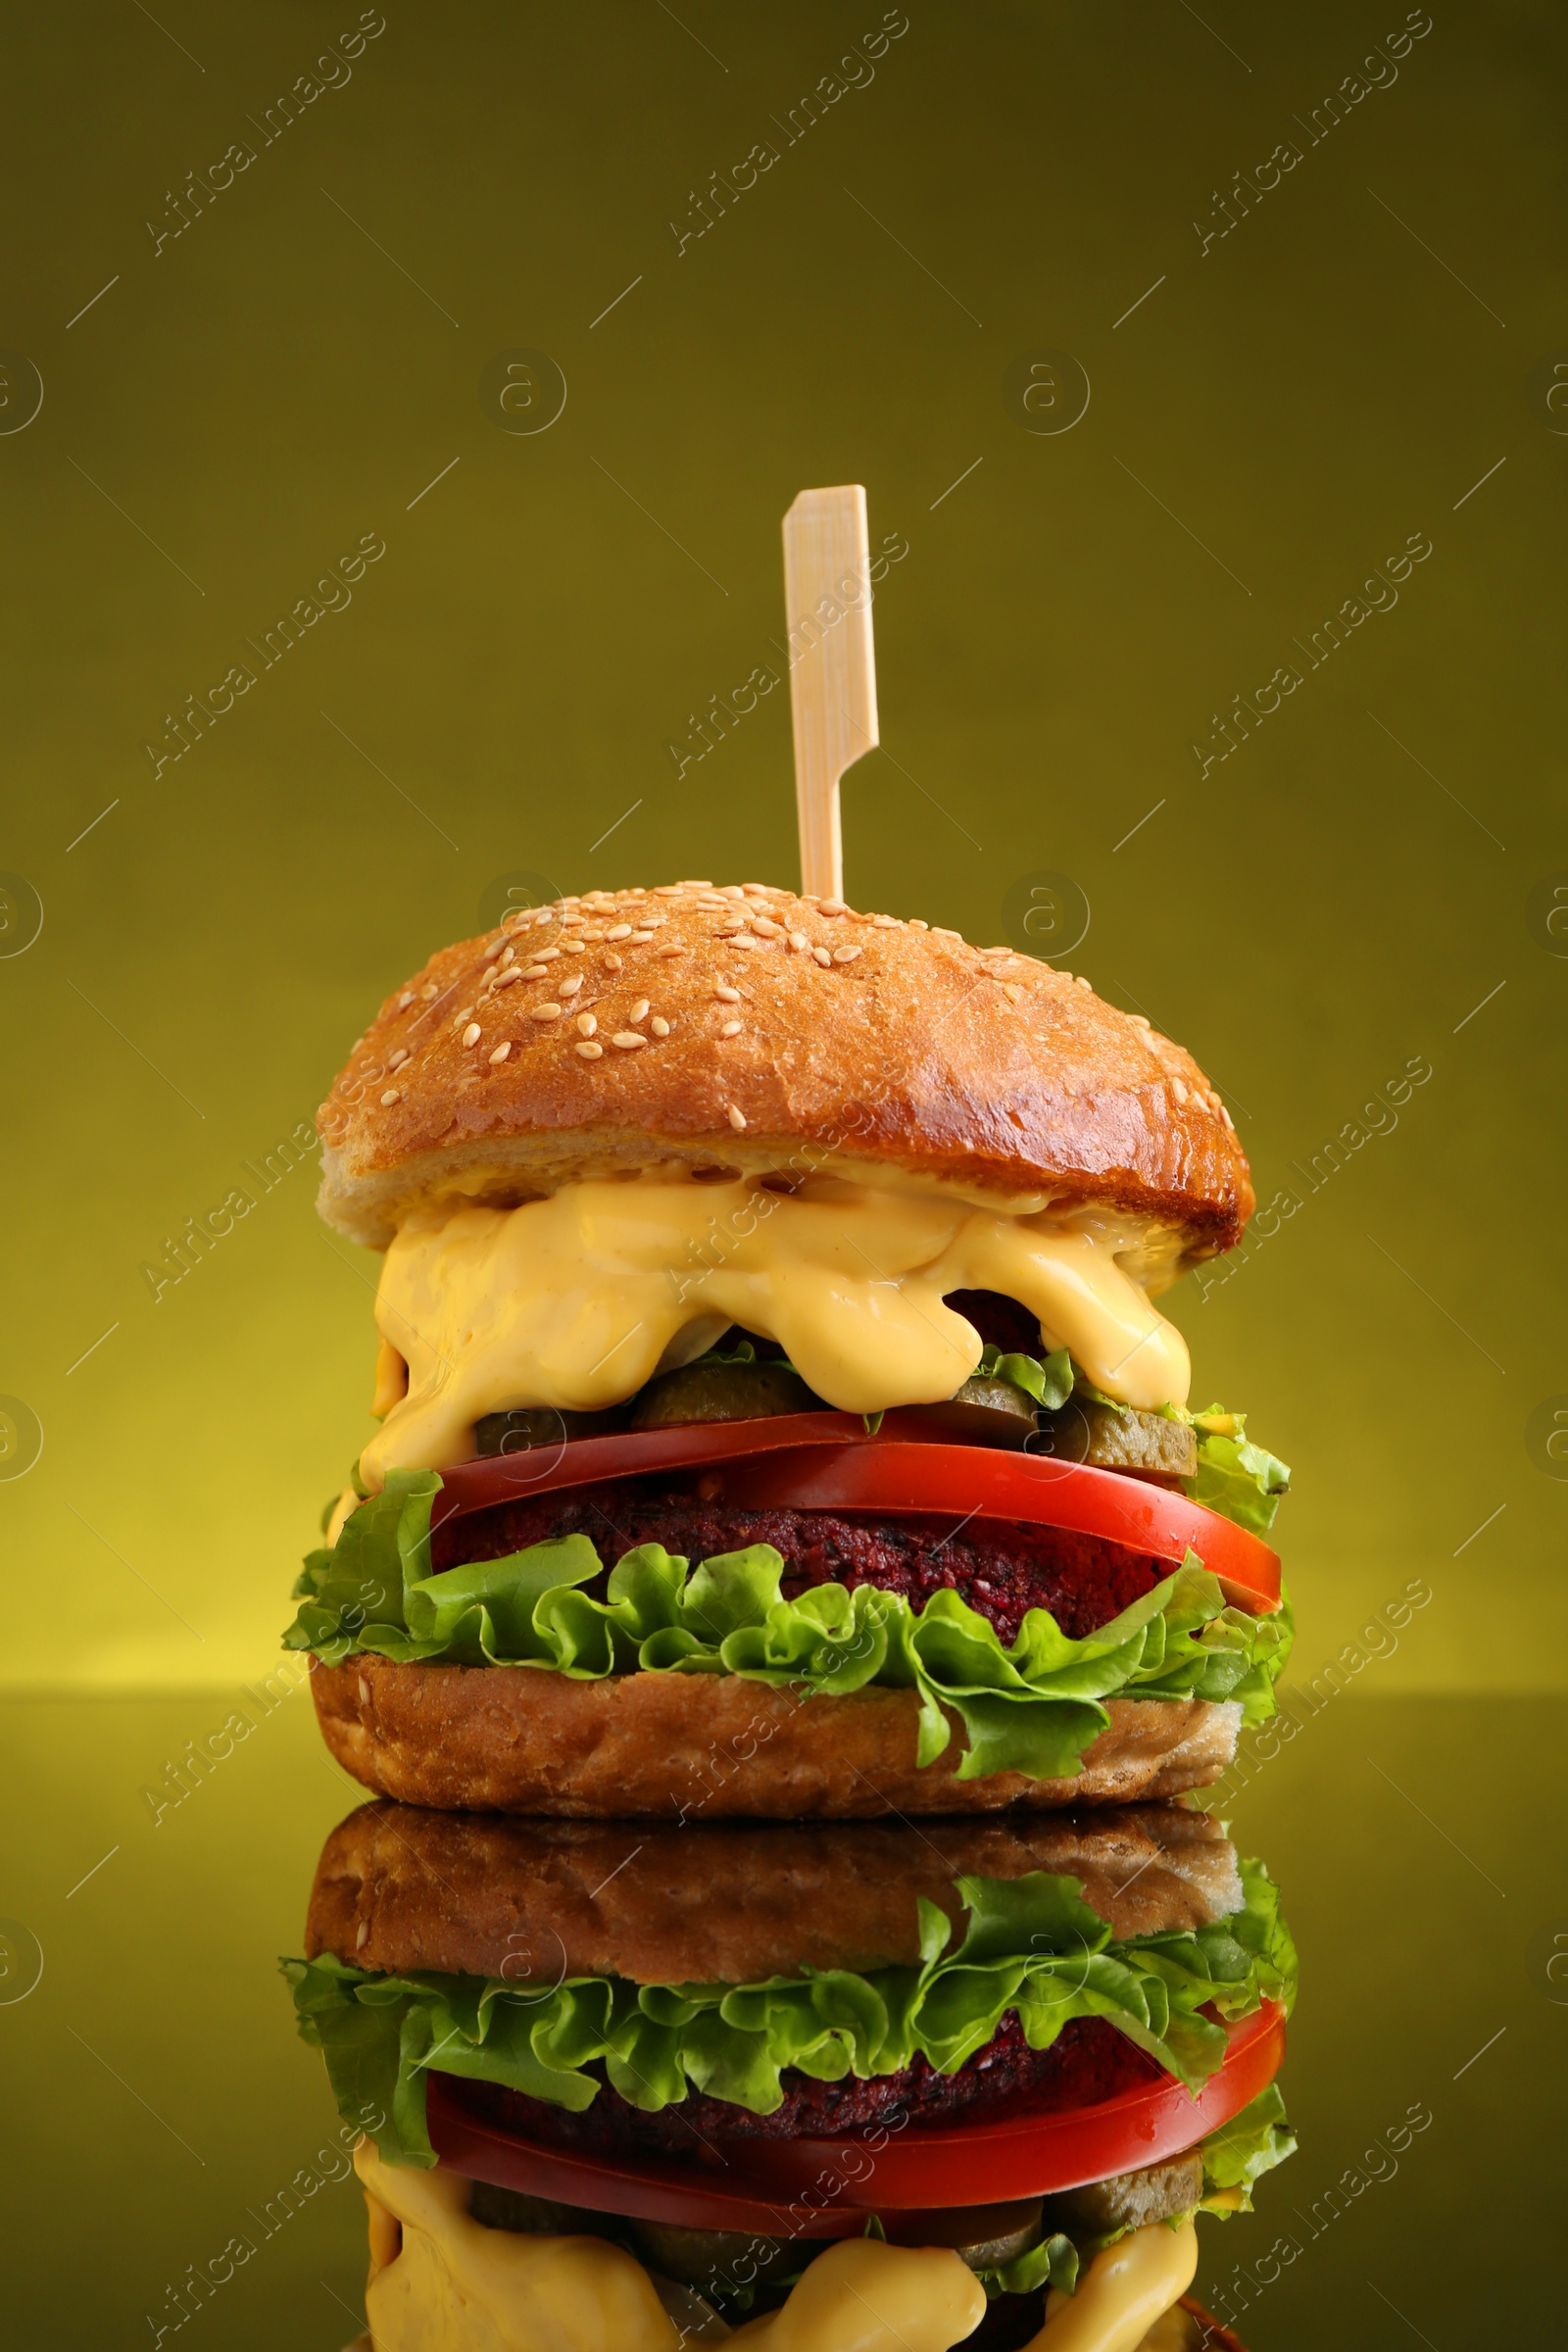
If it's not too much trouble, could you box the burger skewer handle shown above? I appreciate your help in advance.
[782,485,880,901]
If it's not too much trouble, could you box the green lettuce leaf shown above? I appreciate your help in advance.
[285,1486,1294,1784]
[1200,2082,1298,2213]
[1186,1408,1291,1536]
[984,2231,1080,2298]
[682,1337,804,1376]
[975,1345,1074,1411]
[283,1859,1296,2171]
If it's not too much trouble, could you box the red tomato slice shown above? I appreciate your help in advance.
[435,1414,1281,1615]
[426,2002,1285,2233]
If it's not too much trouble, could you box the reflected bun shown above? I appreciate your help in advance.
[316,883,1252,1251]
[305,1800,1245,1983]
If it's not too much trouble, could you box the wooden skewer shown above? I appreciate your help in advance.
[782,485,879,902]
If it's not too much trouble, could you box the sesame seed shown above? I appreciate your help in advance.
[719,886,747,902]
[488,1043,512,1065]
[380,1088,402,1106]
[560,974,584,998]
[631,929,654,943]
[820,899,846,915]
[719,1019,743,1037]
[1004,984,1023,1003]
[605,953,623,971]
[630,999,650,1021]
[787,930,808,952]
[576,1012,597,1036]
[650,1016,670,1037]
[494,967,522,989]
[532,945,562,961]
[575,1040,604,1059]
[481,941,505,963]
[563,938,586,953]
[612,1031,646,1049]
[529,1004,562,1022]
[659,945,687,958]
[932,927,961,942]
[832,945,862,964]
[727,1103,747,1131]
[871,913,900,928]
[580,929,605,942]
[811,946,832,967]
[750,915,780,937]
[398,991,416,1007]
[908,918,930,930]
[1074,974,1093,990]
[462,1022,481,1047]
[453,1006,474,1024]
[606,924,632,941]
[655,885,684,897]
[714,985,742,1003]
[501,946,515,965]
[727,933,758,950]
[1221,1104,1236,1131]
[522,964,549,979]
[419,982,438,999]
[742,883,774,897]
[388,1047,410,1067]
[1130,1014,1151,1029]
[1173,1078,1189,1103]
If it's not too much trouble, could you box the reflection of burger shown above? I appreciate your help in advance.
[290,885,1293,1816]
[291,1803,1294,2349]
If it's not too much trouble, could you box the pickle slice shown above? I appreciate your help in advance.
[887,2197,1044,2270]
[631,2220,800,2293]
[901,1376,1039,1450]
[629,1359,822,1429]
[1032,1400,1197,1485]
[1041,2150,1203,2237]
[473,1406,625,1457]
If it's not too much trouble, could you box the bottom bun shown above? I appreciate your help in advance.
[311,1658,1240,1817]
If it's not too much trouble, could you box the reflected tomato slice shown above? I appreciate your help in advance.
[426,2002,1286,2231]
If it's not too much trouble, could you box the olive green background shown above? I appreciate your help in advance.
[4,0,1563,1693]
[1,4,1564,2342]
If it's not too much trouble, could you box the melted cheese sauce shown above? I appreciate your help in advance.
[356,2144,679,2352]
[355,2146,1197,2352]
[727,2237,986,2348]
[1039,2221,1200,2352]
[361,1175,1191,1485]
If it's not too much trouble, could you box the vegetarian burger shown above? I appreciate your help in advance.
[291,1802,1294,2350]
[292,883,1292,1815]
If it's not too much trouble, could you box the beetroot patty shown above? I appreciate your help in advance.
[431,1479,1163,1645]
[448,2014,1156,2173]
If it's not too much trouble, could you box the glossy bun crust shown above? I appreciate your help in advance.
[311,1657,1241,1819]
[316,883,1252,1251]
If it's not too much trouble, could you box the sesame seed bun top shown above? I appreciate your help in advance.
[315,881,1253,1256]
